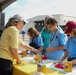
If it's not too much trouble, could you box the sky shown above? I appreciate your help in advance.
[3,0,76,24]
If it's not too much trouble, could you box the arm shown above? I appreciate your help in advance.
[46,45,64,52]
[71,60,76,64]
[9,28,21,64]
[38,46,43,53]
[9,48,21,64]
[37,35,44,53]
[59,50,68,63]
[20,42,38,53]
[47,32,67,52]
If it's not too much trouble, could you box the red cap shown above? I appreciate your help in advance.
[65,21,76,34]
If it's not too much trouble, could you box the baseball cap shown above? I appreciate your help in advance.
[12,14,28,24]
[65,21,76,34]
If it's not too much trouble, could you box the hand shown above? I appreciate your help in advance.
[37,50,41,55]
[16,60,21,64]
[58,60,63,64]
[46,48,53,52]
[33,49,39,54]
[53,62,58,64]
[53,60,63,64]
[71,60,76,64]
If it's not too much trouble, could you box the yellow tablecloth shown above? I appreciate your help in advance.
[13,58,66,75]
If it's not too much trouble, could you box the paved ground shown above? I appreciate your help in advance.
[20,34,30,44]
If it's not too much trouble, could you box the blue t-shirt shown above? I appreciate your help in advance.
[46,30,67,60]
[41,26,63,51]
[29,35,44,47]
[65,37,76,58]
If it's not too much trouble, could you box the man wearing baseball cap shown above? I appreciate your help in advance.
[59,21,76,64]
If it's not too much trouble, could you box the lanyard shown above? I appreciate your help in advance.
[50,30,58,42]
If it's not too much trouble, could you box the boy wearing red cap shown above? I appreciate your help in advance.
[59,21,76,64]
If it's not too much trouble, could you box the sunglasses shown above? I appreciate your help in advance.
[22,21,26,25]
[15,21,26,25]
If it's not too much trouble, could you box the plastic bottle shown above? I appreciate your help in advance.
[41,64,47,74]
[37,60,46,74]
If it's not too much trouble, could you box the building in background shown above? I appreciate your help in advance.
[52,14,76,30]
[23,14,76,32]
[23,15,50,32]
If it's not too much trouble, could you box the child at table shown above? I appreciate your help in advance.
[59,21,76,64]
[27,27,44,55]
[46,17,67,60]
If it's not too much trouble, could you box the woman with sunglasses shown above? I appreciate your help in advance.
[0,14,38,75]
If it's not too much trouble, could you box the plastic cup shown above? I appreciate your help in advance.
[24,57,30,65]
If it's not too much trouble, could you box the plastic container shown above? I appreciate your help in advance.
[64,62,72,72]
[41,65,47,74]
[24,57,30,65]
[37,61,46,74]
[34,55,41,64]
[21,50,26,57]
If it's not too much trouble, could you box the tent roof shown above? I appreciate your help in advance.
[0,0,16,12]
[27,15,53,22]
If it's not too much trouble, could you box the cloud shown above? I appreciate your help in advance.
[9,2,22,9]
[26,0,43,4]
[3,0,76,24]
[17,3,53,20]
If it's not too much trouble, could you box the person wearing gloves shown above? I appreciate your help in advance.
[0,14,38,75]
[59,21,76,64]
